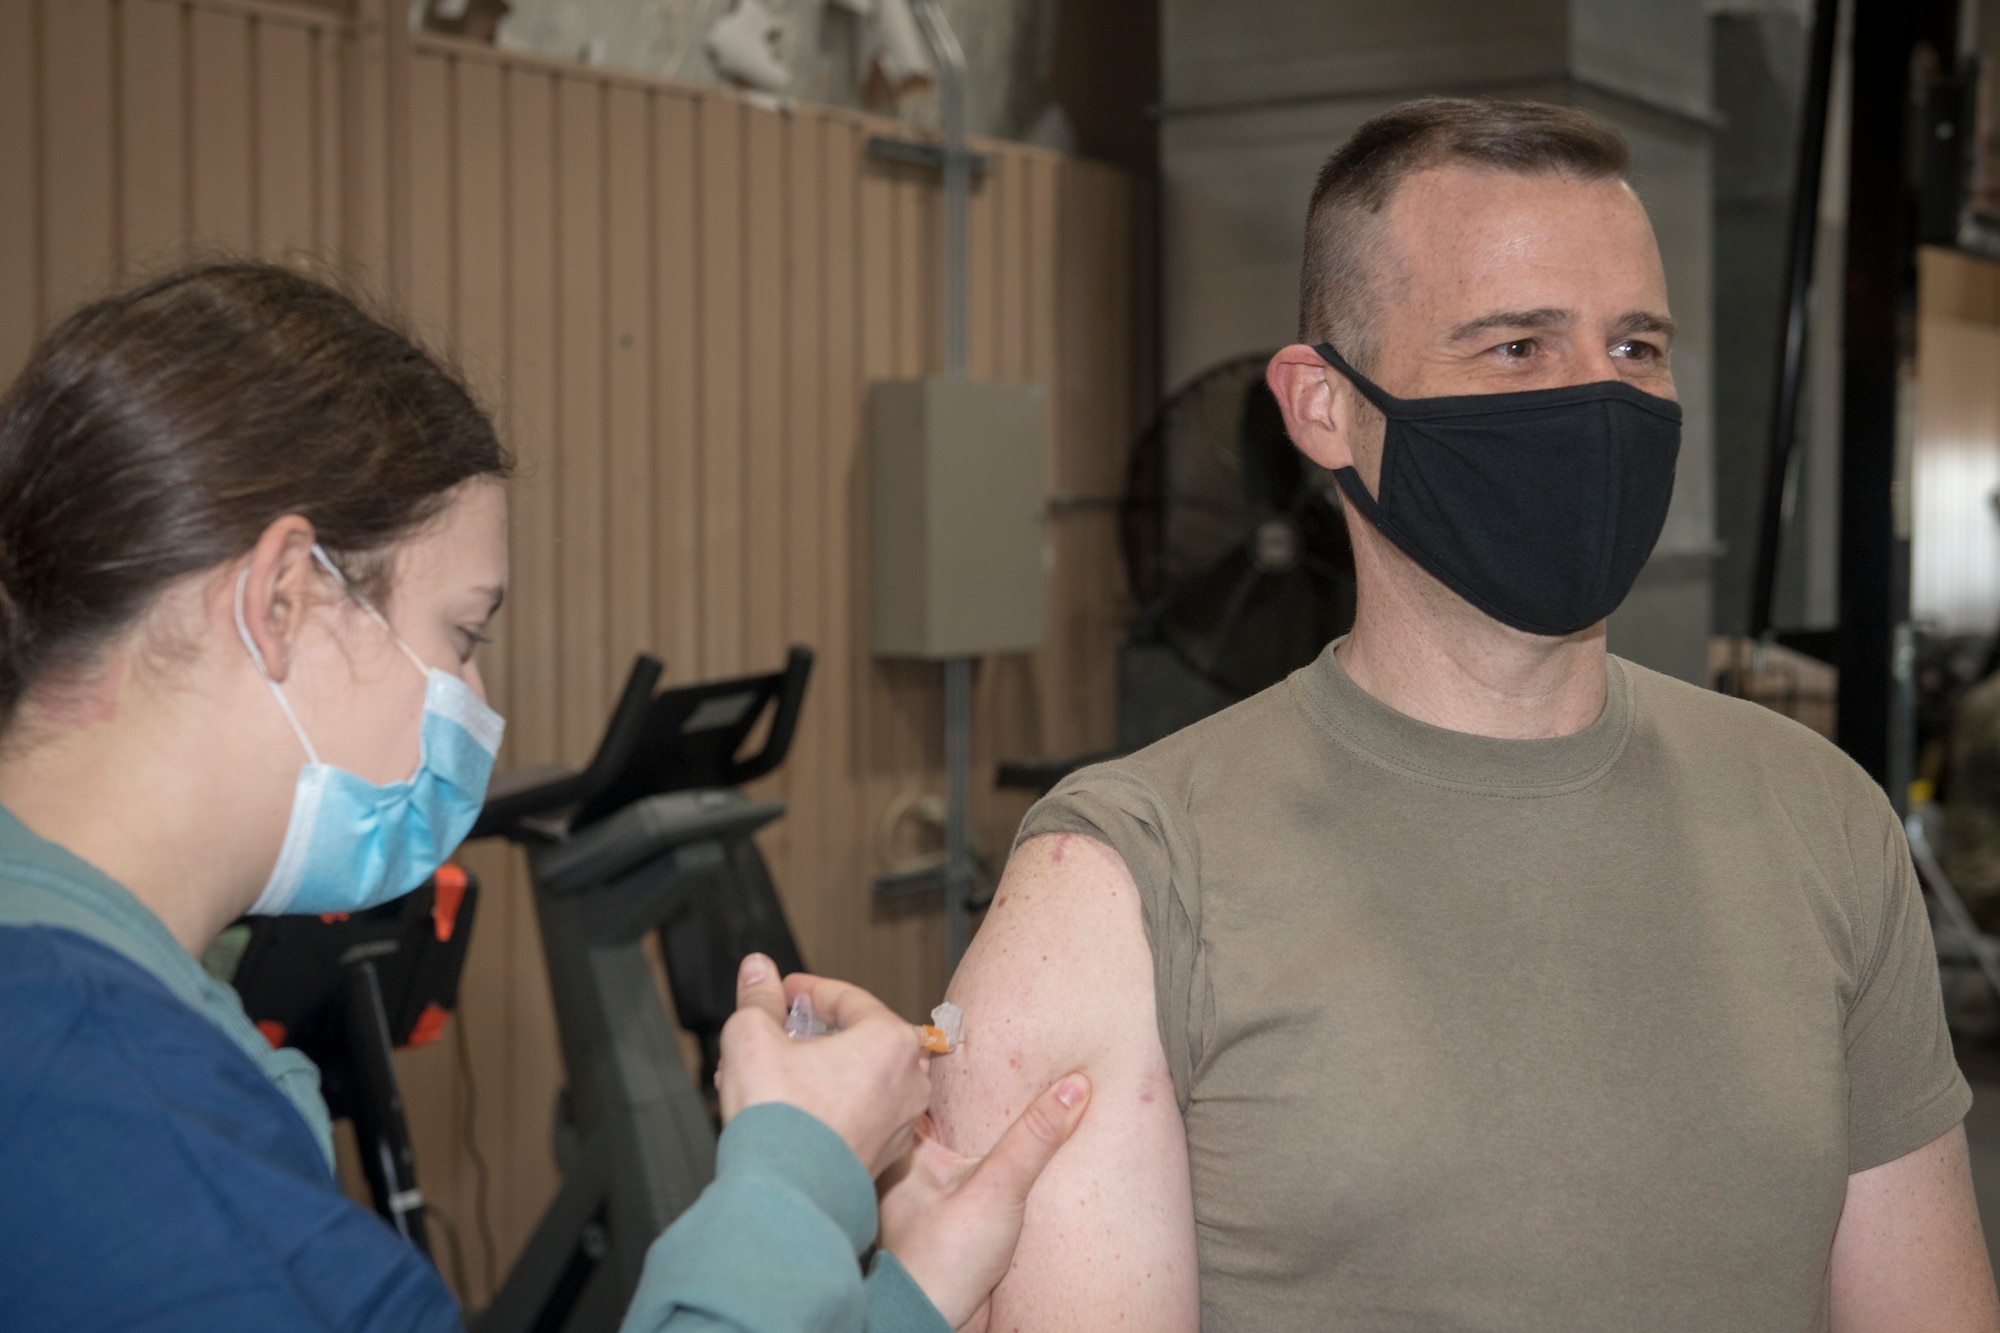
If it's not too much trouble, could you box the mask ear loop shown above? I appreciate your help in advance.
[234,565,323,767]
[1312,343,1401,415]
[310,544,437,681]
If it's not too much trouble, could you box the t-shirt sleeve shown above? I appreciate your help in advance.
[1843,799,1973,1173]
[1015,765,1207,1109]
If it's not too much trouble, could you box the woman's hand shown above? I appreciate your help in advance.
[878,1074,1091,1331]
[718,954,933,1176]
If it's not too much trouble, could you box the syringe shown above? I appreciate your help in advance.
[785,994,963,1054]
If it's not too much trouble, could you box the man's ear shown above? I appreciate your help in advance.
[1267,344,1360,472]
[237,517,320,685]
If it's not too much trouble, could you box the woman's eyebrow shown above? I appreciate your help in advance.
[477,586,505,620]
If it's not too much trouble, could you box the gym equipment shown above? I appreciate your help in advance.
[469,647,813,1333]
[997,356,1359,797]
[219,868,481,1254]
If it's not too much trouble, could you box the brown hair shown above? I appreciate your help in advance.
[1298,97,1633,368]
[0,261,511,722]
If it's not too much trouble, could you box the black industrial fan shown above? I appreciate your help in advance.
[998,353,1358,794]
[1116,352,1357,746]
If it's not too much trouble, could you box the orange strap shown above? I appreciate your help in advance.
[431,864,468,942]
[406,1003,451,1049]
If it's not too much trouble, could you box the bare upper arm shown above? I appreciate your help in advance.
[1830,1123,2000,1332]
[932,832,1199,1331]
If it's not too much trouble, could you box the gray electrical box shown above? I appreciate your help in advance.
[871,377,1048,659]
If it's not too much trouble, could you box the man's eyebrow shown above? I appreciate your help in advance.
[1444,308,1678,344]
[1445,308,1572,342]
[1610,310,1677,341]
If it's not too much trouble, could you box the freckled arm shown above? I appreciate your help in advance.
[930,834,1200,1331]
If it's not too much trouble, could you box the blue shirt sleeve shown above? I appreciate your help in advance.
[619,1104,950,1333]
[0,926,461,1333]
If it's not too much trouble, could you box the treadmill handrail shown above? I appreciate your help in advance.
[469,654,665,841]
[724,646,814,786]
[536,790,788,896]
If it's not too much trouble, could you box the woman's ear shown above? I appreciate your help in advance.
[237,517,319,685]
[1266,344,1361,473]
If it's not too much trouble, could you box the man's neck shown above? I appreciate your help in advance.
[1337,583,1609,740]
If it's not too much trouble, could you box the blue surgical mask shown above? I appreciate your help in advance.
[235,546,505,916]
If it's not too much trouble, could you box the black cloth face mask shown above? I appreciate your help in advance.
[1313,343,1682,637]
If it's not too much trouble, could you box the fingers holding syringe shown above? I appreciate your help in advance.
[838,1013,933,1173]
[734,952,789,1025]
[780,971,909,1035]
[715,954,802,1121]
[773,971,933,1171]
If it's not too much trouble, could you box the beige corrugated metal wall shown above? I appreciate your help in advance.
[1,0,1145,1301]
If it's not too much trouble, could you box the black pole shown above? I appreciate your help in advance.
[1750,0,1842,641]
[343,958,433,1258]
[1837,0,1928,789]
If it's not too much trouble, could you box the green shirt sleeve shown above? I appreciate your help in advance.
[865,1252,953,1333]
[618,1103,952,1333]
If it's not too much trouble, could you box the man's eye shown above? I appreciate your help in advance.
[1612,340,1659,361]
[1497,340,1536,359]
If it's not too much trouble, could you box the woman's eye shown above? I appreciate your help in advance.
[459,627,494,658]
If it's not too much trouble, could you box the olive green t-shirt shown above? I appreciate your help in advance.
[1018,645,1969,1332]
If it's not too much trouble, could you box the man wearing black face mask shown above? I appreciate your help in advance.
[931,97,2000,1331]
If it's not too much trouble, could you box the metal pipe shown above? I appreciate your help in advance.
[1749,0,1841,642]
[913,0,970,377]
[943,659,972,970]
[912,0,975,975]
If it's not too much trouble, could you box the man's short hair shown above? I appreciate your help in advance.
[1299,98,1632,368]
